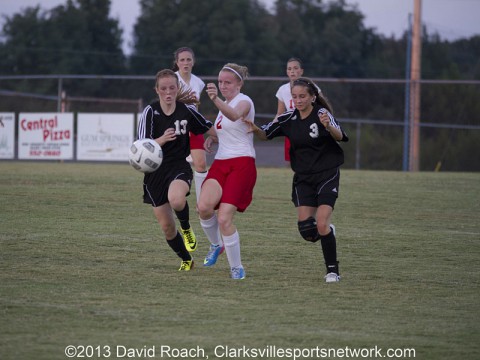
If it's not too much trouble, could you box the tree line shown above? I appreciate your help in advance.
[1,0,478,79]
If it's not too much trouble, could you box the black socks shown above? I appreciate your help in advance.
[319,229,339,274]
[174,202,190,230]
[166,231,191,261]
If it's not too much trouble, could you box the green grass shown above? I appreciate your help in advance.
[0,162,479,359]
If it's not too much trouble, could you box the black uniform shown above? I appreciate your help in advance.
[264,104,348,208]
[137,100,212,207]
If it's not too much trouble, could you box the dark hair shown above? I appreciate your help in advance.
[292,77,333,114]
[154,69,199,106]
[172,47,195,71]
[287,57,303,68]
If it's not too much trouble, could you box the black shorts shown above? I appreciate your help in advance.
[143,162,193,207]
[292,167,340,209]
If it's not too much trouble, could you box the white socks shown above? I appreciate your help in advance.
[223,231,242,269]
[200,213,242,269]
[194,171,207,202]
[200,214,222,247]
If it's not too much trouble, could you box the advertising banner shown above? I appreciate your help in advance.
[77,113,134,161]
[0,113,15,159]
[18,113,74,160]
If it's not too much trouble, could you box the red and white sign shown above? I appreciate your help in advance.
[77,113,134,161]
[18,113,74,160]
[0,112,15,159]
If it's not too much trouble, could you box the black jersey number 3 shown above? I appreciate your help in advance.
[174,120,188,135]
[309,123,319,138]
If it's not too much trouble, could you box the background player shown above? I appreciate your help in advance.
[172,47,208,203]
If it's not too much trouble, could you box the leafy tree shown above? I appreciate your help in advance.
[130,0,278,75]
[0,0,125,76]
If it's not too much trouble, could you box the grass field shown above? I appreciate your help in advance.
[0,162,479,360]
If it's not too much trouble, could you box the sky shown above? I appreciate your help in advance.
[1,0,480,54]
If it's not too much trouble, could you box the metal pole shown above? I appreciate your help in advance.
[403,14,412,171]
[409,0,422,171]
[57,77,63,112]
[355,122,361,170]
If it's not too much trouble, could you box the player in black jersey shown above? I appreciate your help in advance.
[137,69,216,271]
[248,77,348,282]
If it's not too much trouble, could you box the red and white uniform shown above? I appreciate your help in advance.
[214,93,255,160]
[206,92,256,212]
[276,83,295,112]
[176,71,206,150]
[176,72,205,101]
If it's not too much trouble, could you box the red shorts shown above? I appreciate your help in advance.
[284,137,291,161]
[190,132,205,150]
[204,157,257,212]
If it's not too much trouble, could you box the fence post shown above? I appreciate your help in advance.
[403,13,412,171]
[57,77,63,112]
[355,121,361,170]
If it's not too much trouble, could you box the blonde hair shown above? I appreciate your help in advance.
[220,63,249,82]
[154,69,199,106]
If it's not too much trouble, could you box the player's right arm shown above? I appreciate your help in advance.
[137,105,153,139]
[244,121,268,140]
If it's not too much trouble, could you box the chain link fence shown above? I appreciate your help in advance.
[1,75,479,171]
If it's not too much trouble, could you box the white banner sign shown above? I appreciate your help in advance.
[18,113,74,160]
[77,113,134,161]
[0,113,15,159]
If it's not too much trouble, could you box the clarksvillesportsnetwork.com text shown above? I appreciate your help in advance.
[64,344,416,359]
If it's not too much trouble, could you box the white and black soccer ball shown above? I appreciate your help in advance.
[128,138,163,173]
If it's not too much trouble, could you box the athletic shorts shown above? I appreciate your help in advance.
[292,167,340,209]
[204,156,256,212]
[189,132,205,150]
[143,162,193,207]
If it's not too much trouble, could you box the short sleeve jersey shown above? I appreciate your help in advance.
[264,105,348,174]
[137,100,212,166]
[176,72,205,101]
[276,83,295,111]
[215,93,256,160]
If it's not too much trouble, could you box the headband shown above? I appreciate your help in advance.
[222,66,243,81]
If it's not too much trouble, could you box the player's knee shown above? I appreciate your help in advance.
[217,213,233,234]
[193,160,207,172]
[298,217,320,242]
[316,219,331,236]
[197,201,212,219]
[168,196,184,211]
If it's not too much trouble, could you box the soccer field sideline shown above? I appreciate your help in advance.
[0,162,479,360]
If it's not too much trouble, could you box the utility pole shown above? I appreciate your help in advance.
[409,0,422,171]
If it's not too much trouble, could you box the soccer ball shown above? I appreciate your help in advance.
[128,138,163,173]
